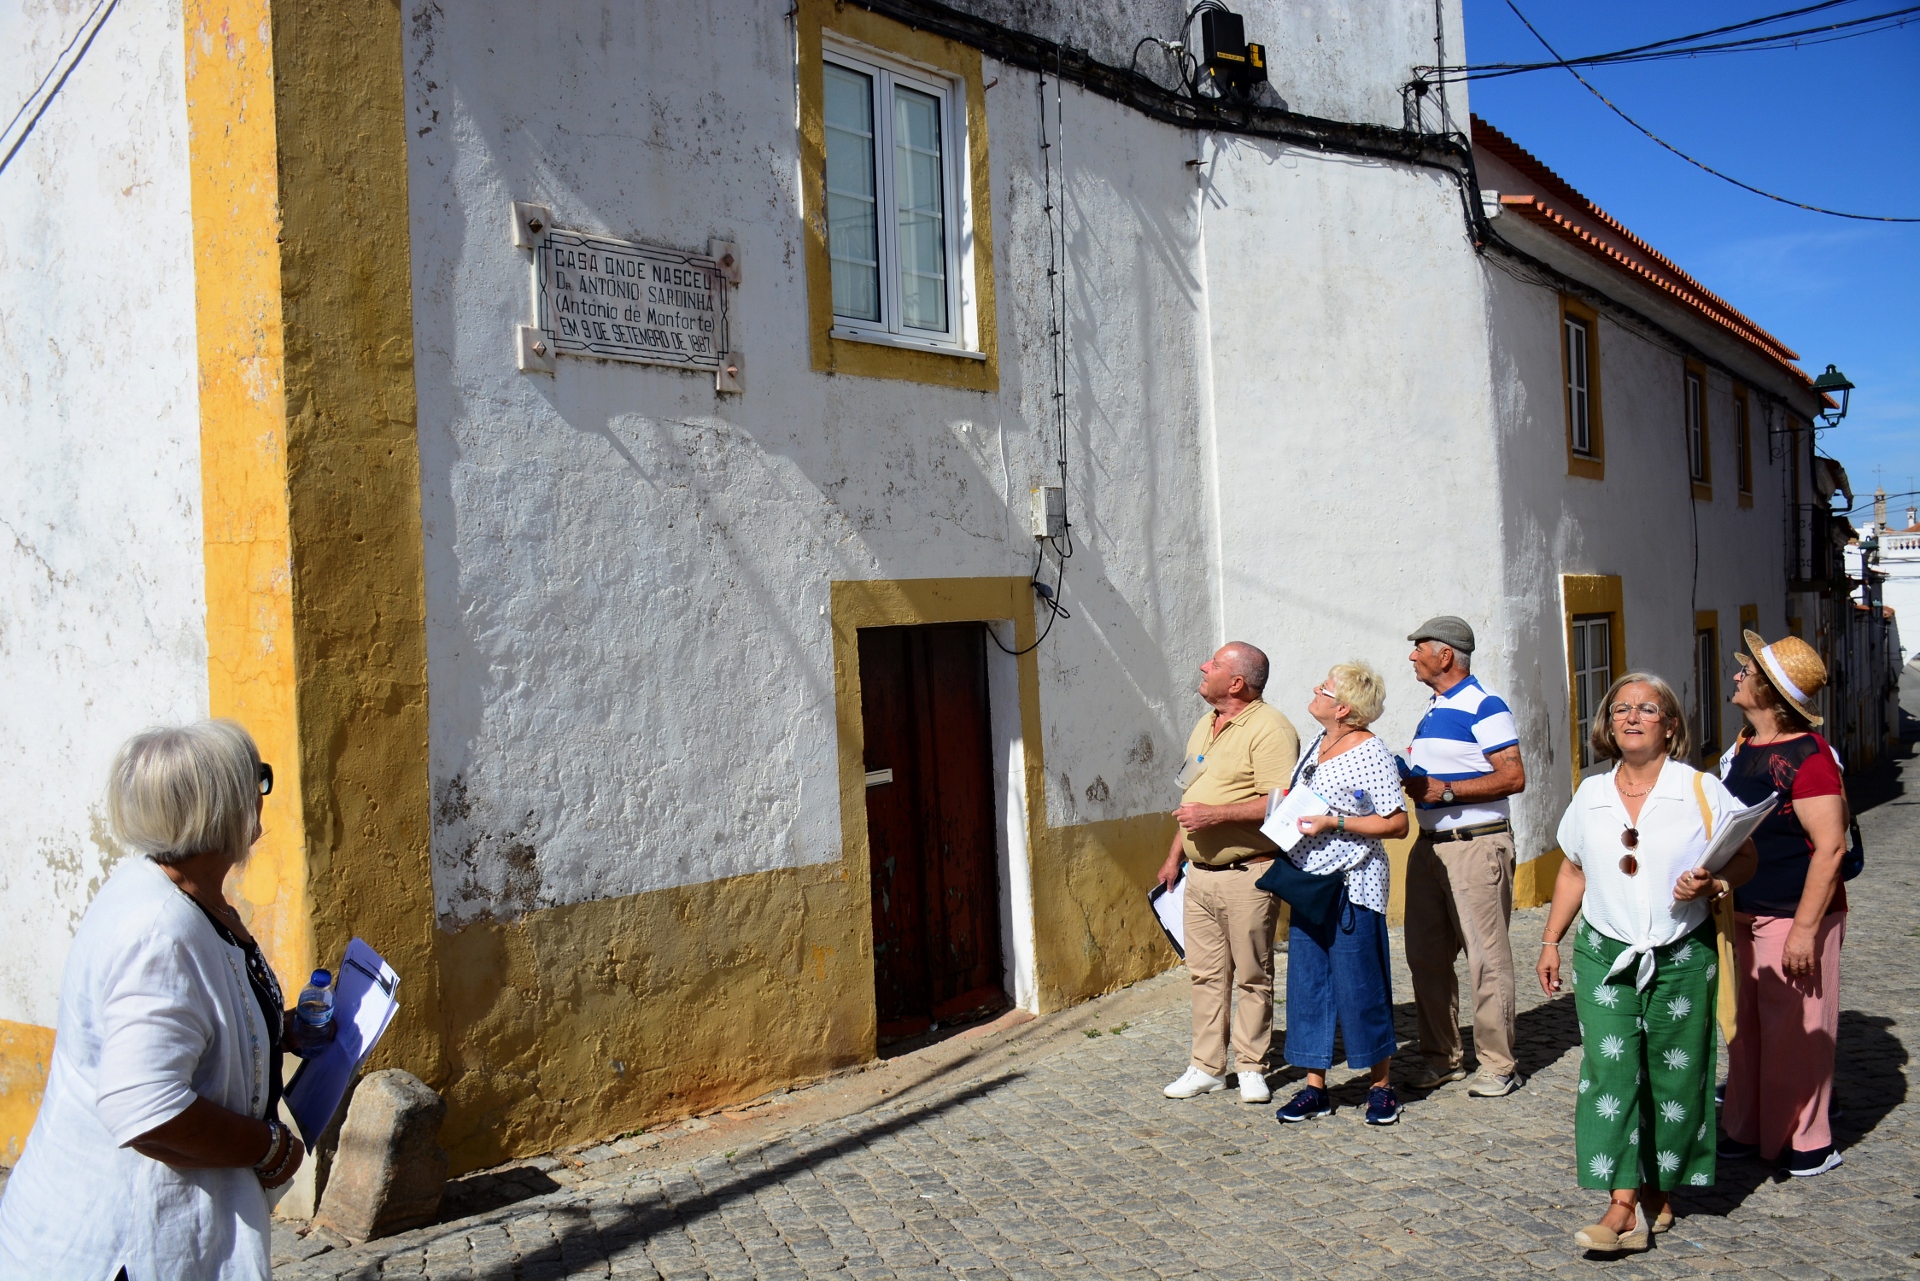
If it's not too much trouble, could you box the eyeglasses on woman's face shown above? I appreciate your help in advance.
[258,761,274,797]
[1608,702,1663,721]
[1312,685,1336,701]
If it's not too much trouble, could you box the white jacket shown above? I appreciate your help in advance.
[0,856,273,1280]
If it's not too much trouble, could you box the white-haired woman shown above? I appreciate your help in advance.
[0,721,305,1280]
[1271,662,1410,1127]
[1537,675,1756,1254]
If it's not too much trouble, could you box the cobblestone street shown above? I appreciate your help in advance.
[281,733,1920,1279]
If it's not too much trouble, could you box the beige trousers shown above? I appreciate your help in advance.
[1404,830,1517,1077]
[1184,860,1283,1076]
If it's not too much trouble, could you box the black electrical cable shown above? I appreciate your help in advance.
[1423,0,1918,81]
[1499,0,1920,222]
[993,48,1074,658]
[0,0,120,178]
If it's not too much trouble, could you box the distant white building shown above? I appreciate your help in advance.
[1,0,1831,1176]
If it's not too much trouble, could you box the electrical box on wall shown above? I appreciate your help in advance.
[1031,487,1066,540]
[1198,8,1267,99]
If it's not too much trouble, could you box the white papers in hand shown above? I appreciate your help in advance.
[285,937,401,1145]
[1701,791,1779,871]
[1665,791,1779,901]
[1260,786,1331,853]
[1148,875,1186,958]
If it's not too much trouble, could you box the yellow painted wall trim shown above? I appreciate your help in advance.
[0,1020,55,1166]
[183,0,310,989]
[185,0,442,1085]
[1514,848,1565,911]
[1562,574,1626,791]
[797,0,999,391]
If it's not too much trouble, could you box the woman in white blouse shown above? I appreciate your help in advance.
[1271,663,1410,1128]
[0,721,306,1280]
[1536,675,1756,1255]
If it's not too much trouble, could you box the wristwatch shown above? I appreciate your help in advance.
[1440,783,1456,804]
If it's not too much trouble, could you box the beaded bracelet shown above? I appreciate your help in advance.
[258,1127,299,1184]
[253,1119,288,1177]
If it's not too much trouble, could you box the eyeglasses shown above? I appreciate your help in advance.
[258,761,274,797]
[1608,702,1663,720]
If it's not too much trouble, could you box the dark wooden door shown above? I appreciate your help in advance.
[858,624,1004,1038]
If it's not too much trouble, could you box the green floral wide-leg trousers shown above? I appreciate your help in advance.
[1571,921,1718,1191]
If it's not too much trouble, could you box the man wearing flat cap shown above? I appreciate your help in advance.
[1400,616,1529,1098]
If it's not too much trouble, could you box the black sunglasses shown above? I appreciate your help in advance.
[258,761,274,797]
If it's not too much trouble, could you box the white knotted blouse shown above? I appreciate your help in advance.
[1555,757,1740,989]
[0,856,275,1280]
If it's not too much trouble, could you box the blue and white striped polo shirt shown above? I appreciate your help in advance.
[1405,675,1520,832]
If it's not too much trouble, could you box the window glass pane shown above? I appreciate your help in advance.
[824,64,880,322]
[892,85,947,332]
[1686,374,1704,479]
[1565,318,1592,455]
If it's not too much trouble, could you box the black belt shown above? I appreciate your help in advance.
[1190,854,1277,870]
[1427,820,1511,843]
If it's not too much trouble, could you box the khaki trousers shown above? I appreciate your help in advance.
[1184,860,1283,1076]
[1404,830,1517,1077]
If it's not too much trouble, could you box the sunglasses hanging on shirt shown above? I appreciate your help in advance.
[1618,823,1638,876]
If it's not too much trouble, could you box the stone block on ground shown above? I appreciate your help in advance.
[314,1069,450,1242]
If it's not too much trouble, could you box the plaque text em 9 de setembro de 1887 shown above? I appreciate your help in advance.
[538,229,729,371]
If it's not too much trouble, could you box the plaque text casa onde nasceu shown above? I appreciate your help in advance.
[540,230,729,370]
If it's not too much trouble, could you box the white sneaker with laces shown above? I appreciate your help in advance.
[1163,1066,1229,1099]
[1237,1070,1271,1103]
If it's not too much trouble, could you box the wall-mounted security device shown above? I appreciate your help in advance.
[1198,8,1267,99]
[1031,486,1067,540]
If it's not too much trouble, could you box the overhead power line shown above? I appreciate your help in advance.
[1427,1,1920,82]
[0,0,120,179]
[1499,0,1920,223]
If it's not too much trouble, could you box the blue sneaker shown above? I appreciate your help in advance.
[1365,1085,1403,1126]
[1276,1085,1332,1122]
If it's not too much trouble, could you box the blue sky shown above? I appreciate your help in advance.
[1459,0,1919,526]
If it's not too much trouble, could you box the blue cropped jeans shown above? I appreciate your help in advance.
[1284,891,1398,1072]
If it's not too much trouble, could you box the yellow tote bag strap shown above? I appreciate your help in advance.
[1694,771,1740,1044]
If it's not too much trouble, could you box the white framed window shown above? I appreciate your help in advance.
[1686,371,1707,481]
[823,46,973,355]
[1572,614,1612,772]
[1565,316,1592,456]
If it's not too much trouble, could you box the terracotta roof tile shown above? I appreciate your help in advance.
[1473,116,1812,391]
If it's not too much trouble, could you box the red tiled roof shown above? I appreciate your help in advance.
[1472,116,1813,392]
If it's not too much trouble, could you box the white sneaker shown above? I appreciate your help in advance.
[1237,1070,1271,1103]
[1163,1066,1229,1098]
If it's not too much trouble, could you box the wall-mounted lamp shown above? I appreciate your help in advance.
[1812,363,1854,427]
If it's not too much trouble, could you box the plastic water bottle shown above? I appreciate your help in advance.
[295,969,334,1055]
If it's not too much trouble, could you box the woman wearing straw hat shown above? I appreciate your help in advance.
[1716,630,1850,1177]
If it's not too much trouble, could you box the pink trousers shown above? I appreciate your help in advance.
[1723,910,1846,1159]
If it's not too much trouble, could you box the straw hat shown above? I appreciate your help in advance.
[1738,629,1827,726]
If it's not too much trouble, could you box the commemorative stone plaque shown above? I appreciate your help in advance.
[537,228,729,370]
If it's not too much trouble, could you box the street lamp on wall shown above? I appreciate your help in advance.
[1812,364,1854,428]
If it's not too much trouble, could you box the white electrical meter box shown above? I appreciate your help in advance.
[1031,486,1066,540]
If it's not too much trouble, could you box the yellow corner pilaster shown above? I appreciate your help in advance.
[184,0,440,1078]
[0,1020,56,1166]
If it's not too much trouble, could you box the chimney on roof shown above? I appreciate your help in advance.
[1874,486,1887,531]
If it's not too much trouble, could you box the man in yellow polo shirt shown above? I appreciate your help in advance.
[1156,641,1301,1103]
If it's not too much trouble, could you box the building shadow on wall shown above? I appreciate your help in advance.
[437,1074,1021,1280]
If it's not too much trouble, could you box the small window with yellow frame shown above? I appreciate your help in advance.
[1561,295,1603,479]
[797,0,997,390]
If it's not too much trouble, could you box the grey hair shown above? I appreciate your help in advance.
[1423,639,1470,673]
[108,720,263,866]
[1220,641,1270,695]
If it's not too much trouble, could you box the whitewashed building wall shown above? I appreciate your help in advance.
[0,0,207,1029]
